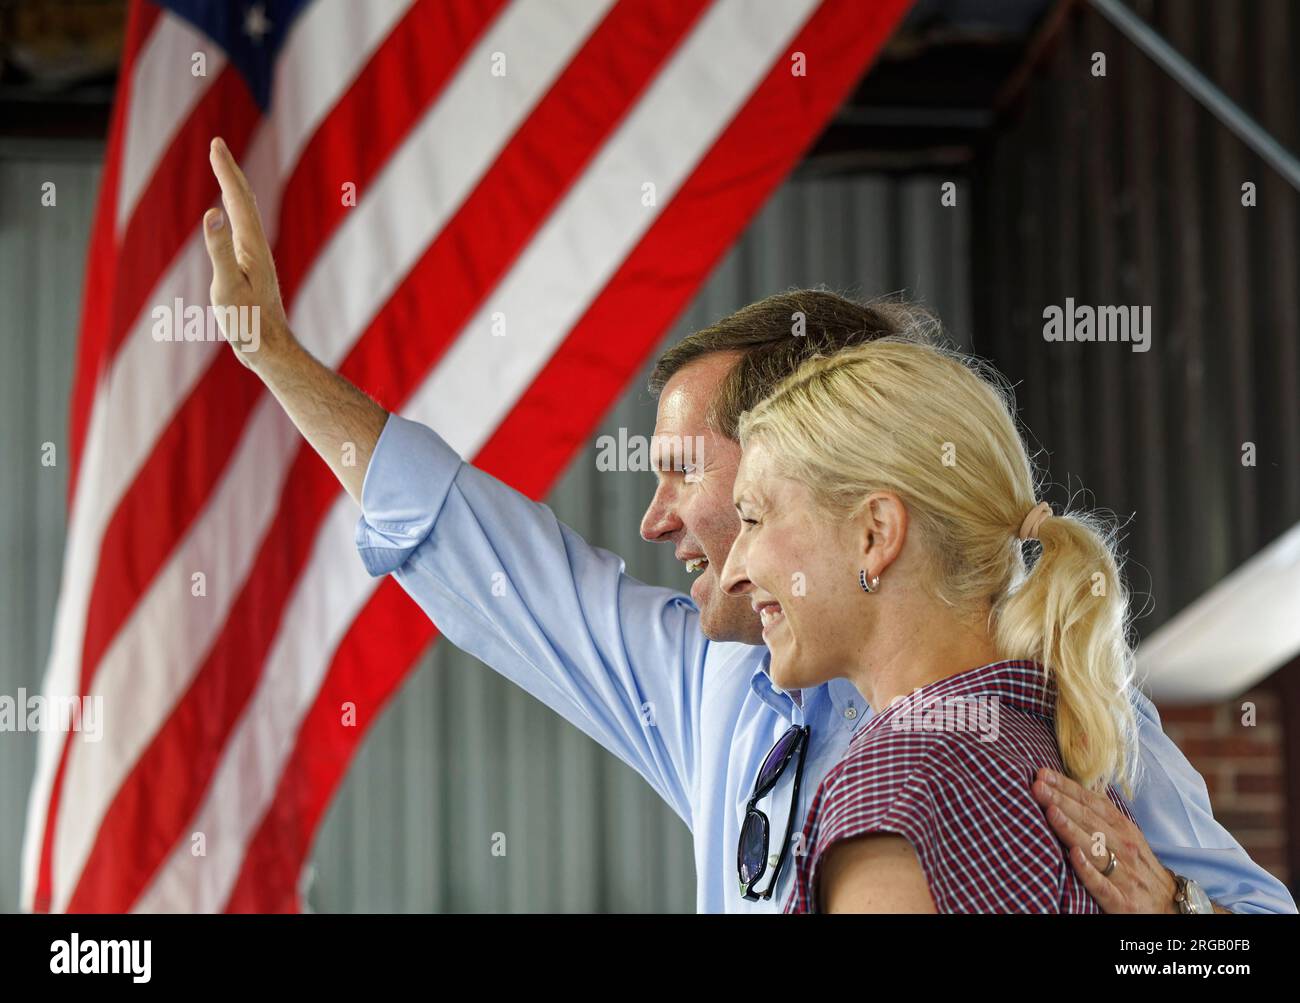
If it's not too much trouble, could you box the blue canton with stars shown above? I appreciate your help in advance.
[158,1,313,110]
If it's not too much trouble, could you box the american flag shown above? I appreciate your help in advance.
[23,0,909,912]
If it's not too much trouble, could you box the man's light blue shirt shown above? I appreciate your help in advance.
[354,413,1296,914]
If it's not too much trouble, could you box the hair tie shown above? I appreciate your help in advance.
[1018,501,1053,541]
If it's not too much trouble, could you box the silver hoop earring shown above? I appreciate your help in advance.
[859,569,880,593]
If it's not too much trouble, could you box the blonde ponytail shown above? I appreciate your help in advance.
[740,327,1139,796]
[995,510,1139,795]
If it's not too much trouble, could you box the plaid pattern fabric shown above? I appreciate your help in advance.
[784,659,1136,913]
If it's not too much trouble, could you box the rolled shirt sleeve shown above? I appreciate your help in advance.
[355,412,462,577]
[354,413,706,828]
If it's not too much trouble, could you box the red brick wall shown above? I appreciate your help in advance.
[1156,687,1288,887]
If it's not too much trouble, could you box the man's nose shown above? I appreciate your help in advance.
[639,483,681,542]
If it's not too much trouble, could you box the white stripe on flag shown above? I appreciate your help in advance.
[133,0,819,912]
[425,0,821,457]
[134,500,369,912]
[267,0,416,173]
[116,12,227,234]
[23,0,415,912]
[49,0,617,911]
[292,0,618,379]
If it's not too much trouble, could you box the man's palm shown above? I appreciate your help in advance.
[202,136,290,367]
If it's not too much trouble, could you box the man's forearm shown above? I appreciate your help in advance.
[251,334,388,505]
[202,136,387,506]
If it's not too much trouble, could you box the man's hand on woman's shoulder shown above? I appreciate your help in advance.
[1033,767,1181,914]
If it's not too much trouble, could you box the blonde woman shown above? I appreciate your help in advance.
[719,334,1140,913]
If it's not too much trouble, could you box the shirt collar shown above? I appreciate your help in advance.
[749,652,798,719]
[748,654,866,728]
[867,658,1055,731]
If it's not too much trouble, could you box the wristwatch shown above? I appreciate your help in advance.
[1172,873,1214,914]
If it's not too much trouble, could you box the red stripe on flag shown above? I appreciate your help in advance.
[57,0,504,915]
[63,0,710,912]
[106,68,260,376]
[35,69,262,915]
[72,66,261,500]
[66,0,162,499]
[225,0,913,912]
[66,440,346,913]
[223,583,437,913]
[475,0,915,492]
[74,0,507,743]
[274,0,512,306]
[34,0,162,913]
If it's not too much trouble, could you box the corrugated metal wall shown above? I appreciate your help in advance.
[0,140,969,912]
[0,141,100,916]
[972,0,1300,637]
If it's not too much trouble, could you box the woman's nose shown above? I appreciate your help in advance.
[718,544,752,597]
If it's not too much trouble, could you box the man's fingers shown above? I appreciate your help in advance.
[1035,778,1121,874]
[1034,769,1110,835]
[1068,845,1127,912]
[1041,793,1106,863]
[208,137,268,250]
[1032,770,1086,822]
[202,207,241,287]
[1037,767,1089,809]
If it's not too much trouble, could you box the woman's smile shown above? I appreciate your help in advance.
[754,599,785,635]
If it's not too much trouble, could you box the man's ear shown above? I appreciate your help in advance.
[857,491,908,578]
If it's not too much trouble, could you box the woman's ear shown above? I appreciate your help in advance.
[857,491,908,578]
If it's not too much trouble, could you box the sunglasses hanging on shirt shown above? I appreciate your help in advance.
[738,723,810,901]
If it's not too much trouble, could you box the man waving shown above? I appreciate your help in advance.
[203,136,1294,914]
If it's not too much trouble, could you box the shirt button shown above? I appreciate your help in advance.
[844,706,858,720]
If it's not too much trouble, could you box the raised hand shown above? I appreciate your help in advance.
[202,136,294,368]
[198,136,385,503]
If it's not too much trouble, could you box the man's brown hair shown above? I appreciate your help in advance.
[648,288,939,440]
